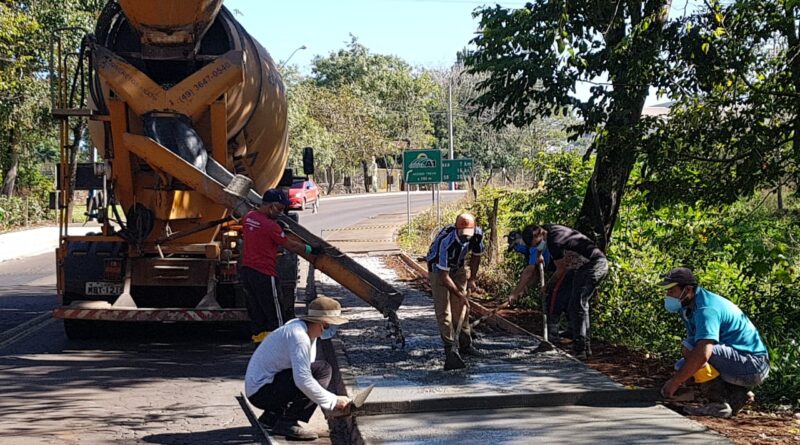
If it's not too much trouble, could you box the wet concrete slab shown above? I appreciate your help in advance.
[318,255,729,444]
[356,404,729,444]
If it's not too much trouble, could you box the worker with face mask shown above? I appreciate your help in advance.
[509,224,608,359]
[245,296,351,440]
[241,189,323,344]
[658,267,770,418]
[425,213,485,369]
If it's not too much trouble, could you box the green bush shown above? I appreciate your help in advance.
[0,193,54,232]
[404,151,800,408]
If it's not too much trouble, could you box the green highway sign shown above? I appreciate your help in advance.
[403,149,442,184]
[442,158,474,182]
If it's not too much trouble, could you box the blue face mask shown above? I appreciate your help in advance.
[537,240,547,251]
[664,296,683,313]
[321,325,339,340]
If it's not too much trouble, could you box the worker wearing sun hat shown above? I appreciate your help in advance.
[244,296,351,440]
[658,267,770,418]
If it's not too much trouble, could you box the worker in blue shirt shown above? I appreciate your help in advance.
[659,267,770,417]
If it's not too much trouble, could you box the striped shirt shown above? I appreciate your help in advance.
[426,225,484,271]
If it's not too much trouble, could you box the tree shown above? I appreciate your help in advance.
[639,0,799,209]
[306,85,386,194]
[0,0,101,198]
[311,36,439,186]
[465,1,673,250]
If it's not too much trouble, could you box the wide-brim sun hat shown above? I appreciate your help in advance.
[299,296,348,325]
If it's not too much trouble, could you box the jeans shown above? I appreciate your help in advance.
[568,257,609,350]
[677,343,770,388]
[247,360,333,422]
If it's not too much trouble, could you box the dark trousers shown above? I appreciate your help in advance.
[247,361,333,423]
[568,257,609,350]
[240,266,285,335]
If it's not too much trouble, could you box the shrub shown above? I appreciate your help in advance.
[403,151,800,407]
[0,193,54,232]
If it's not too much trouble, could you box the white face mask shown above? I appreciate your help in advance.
[537,240,547,251]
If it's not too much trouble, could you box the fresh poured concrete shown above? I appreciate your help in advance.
[355,405,729,444]
[319,256,730,444]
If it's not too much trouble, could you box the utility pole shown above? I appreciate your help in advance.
[448,79,454,191]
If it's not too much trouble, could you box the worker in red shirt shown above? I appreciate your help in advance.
[241,189,321,344]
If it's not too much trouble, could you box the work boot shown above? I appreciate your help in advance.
[684,402,733,418]
[272,419,319,441]
[257,411,280,430]
[443,345,466,370]
[546,322,561,343]
[459,344,484,357]
[699,377,728,403]
[571,339,591,360]
[724,382,754,416]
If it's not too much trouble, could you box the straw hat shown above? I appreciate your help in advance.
[299,296,348,325]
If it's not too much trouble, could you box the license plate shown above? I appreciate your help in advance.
[85,282,123,296]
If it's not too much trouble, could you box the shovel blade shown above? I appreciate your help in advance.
[444,349,466,370]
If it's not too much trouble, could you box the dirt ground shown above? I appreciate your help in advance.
[385,255,800,445]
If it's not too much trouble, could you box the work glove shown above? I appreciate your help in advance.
[309,245,324,255]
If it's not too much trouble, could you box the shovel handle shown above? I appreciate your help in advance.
[470,300,511,328]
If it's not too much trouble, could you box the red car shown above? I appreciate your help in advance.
[288,179,320,212]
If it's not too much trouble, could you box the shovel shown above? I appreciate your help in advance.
[444,299,468,371]
[470,300,511,329]
[531,262,555,354]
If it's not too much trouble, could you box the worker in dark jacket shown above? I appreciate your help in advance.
[509,224,608,359]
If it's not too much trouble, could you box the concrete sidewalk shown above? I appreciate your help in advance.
[319,256,729,444]
[0,225,101,263]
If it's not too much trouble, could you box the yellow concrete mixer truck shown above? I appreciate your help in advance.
[50,0,404,343]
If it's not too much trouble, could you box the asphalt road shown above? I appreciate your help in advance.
[0,191,463,444]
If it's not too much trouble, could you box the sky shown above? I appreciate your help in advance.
[225,0,528,71]
[225,0,703,105]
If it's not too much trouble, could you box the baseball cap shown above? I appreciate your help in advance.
[658,267,698,289]
[455,213,476,237]
[262,189,290,206]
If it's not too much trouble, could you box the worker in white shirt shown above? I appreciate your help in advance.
[244,296,351,441]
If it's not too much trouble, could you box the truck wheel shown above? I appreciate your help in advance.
[64,320,95,340]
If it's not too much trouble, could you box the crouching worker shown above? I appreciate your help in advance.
[244,296,351,440]
[659,268,770,417]
[426,213,485,369]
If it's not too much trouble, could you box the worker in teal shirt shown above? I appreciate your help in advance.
[659,267,770,418]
